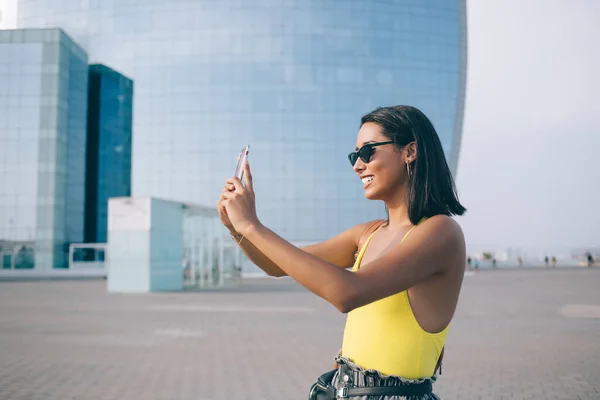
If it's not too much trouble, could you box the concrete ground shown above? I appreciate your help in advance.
[0,268,599,400]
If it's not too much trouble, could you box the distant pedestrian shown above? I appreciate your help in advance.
[518,256,523,268]
[551,256,557,268]
[467,256,472,271]
[586,252,594,267]
[473,258,480,272]
[544,256,549,268]
[492,258,497,268]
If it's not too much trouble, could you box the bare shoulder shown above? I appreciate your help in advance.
[412,215,465,267]
[420,215,463,238]
[354,218,387,231]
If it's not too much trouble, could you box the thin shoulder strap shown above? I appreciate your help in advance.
[400,216,428,242]
[434,347,444,376]
[357,220,386,249]
[353,220,386,262]
[400,223,418,243]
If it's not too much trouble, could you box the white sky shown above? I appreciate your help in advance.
[0,0,17,29]
[456,0,600,249]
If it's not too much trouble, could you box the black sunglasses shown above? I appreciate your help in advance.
[348,140,395,166]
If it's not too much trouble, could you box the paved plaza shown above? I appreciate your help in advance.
[0,268,599,400]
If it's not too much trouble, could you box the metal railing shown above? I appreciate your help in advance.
[182,208,243,288]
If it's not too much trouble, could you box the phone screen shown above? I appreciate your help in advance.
[234,145,250,181]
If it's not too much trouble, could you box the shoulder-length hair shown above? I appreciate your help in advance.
[360,105,466,224]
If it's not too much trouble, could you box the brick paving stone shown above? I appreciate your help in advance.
[0,268,598,399]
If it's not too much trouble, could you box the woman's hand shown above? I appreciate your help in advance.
[217,180,237,233]
[221,161,262,236]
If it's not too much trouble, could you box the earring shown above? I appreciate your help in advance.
[406,162,412,178]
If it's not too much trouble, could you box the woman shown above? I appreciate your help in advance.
[217,105,466,399]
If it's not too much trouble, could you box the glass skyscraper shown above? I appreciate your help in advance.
[0,28,88,269]
[17,1,467,242]
[85,64,133,244]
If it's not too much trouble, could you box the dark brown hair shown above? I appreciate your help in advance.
[361,105,466,224]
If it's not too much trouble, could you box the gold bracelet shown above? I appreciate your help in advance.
[230,233,244,245]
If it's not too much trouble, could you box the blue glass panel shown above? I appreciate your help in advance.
[16,0,466,246]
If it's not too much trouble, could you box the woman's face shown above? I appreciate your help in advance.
[353,122,407,201]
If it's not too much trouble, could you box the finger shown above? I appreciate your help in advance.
[222,190,236,200]
[230,177,245,192]
[244,160,253,191]
[219,204,228,216]
[217,200,227,214]
[224,179,236,192]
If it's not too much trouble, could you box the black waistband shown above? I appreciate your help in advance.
[314,370,432,398]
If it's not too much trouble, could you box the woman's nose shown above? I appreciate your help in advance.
[353,158,365,173]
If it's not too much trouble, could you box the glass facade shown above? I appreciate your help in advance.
[85,64,133,244]
[0,28,88,269]
[18,1,467,242]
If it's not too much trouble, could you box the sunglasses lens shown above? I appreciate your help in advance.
[349,145,375,166]
[359,145,373,163]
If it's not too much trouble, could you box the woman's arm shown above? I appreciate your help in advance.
[221,162,464,313]
[228,226,287,277]
[242,215,464,313]
[230,220,382,277]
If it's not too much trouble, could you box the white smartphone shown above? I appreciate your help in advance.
[234,145,250,182]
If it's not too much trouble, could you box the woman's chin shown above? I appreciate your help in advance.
[364,188,382,200]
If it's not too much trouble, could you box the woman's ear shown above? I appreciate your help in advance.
[405,141,417,163]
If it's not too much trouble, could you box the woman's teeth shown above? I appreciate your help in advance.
[361,176,374,184]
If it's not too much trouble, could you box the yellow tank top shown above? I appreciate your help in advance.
[341,222,449,379]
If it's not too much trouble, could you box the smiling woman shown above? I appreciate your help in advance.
[356,107,466,224]
[217,105,467,400]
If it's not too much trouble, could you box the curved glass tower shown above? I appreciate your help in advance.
[18,0,467,242]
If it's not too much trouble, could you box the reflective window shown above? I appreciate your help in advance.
[0,31,88,269]
[84,64,133,243]
[16,2,467,273]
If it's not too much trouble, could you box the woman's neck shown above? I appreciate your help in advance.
[385,202,413,230]
[384,186,413,230]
